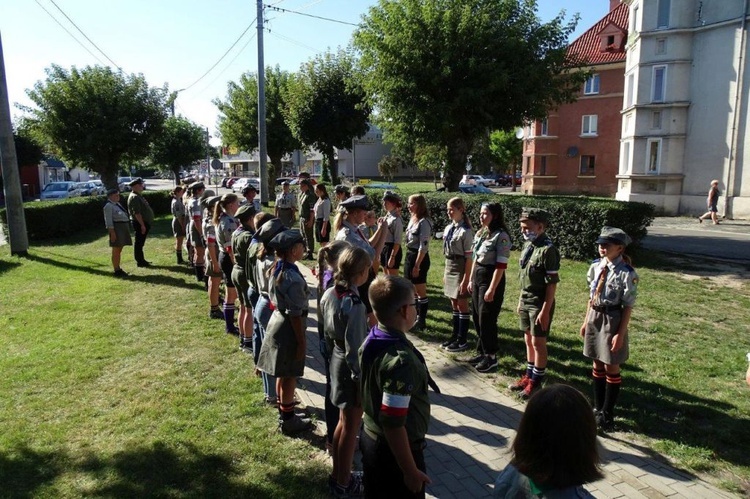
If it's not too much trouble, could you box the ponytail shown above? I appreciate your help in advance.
[333,210,346,234]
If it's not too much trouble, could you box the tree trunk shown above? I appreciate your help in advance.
[101,168,119,192]
[172,167,181,186]
[443,139,471,191]
[324,146,337,185]
[268,153,282,194]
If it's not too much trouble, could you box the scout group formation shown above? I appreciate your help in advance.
[102,176,638,499]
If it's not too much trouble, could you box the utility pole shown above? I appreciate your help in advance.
[256,0,269,206]
[0,32,29,256]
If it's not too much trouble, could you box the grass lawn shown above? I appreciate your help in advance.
[1,216,749,495]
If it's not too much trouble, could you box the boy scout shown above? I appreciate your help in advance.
[511,208,560,400]
[359,275,433,498]
[275,181,297,227]
[127,177,154,267]
[298,178,316,259]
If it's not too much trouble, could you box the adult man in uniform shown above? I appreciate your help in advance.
[127,177,155,267]
[275,181,297,227]
[298,178,315,259]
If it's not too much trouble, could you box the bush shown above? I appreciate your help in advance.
[0,191,172,241]
[404,193,655,261]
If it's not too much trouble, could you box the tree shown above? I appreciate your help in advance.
[285,48,371,184]
[13,121,44,168]
[23,65,169,189]
[354,0,587,190]
[488,129,523,174]
[214,66,299,187]
[151,116,207,184]
[377,155,406,182]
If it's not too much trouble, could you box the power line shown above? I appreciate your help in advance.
[180,18,257,93]
[196,31,258,96]
[34,0,106,65]
[266,28,320,53]
[46,0,122,70]
[264,4,359,27]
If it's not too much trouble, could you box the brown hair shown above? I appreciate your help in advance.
[448,197,471,228]
[213,193,239,225]
[335,247,372,289]
[352,185,366,196]
[315,183,329,199]
[171,186,184,198]
[511,384,603,489]
[409,194,428,222]
[317,240,351,292]
[368,275,415,325]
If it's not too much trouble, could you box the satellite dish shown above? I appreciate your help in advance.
[515,128,524,140]
[566,146,580,158]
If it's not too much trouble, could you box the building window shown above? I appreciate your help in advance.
[652,65,667,103]
[652,111,662,129]
[582,115,598,136]
[540,156,547,175]
[540,118,548,136]
[580,155,595,175]
[657,0,671,29]
[656,38,667,55]
[633,4,640,33]
[626,73,635,107]
[584,74,600,95]
[647,138,662,173]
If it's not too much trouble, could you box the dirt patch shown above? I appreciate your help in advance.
[660,255,750,290]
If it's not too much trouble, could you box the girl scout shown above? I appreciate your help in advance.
[579,226,638,430]
[188,182,207,282]
[231,203,256,351]
[170,186,187,264]
[381,191,403,276]
[405,194,432,332]
[441,197,474,352]
[103,188,131,277]
[202,194,224,320]
[214,194,240,336]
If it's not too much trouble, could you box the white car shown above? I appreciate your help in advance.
[40,181,82,201]
[232,177,260,193]
[461,175,496,187]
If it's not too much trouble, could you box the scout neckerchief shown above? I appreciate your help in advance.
[520,233,547,269]
[108,199,127,215]
[273,259,302,278]
[443,223,457,256]
[361,324,441,394]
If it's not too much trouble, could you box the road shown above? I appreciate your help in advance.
[641,216,750,263]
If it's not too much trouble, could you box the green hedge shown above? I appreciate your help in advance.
[371,192,654,261]
[0,191,172,241]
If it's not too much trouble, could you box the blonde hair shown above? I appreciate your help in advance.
[213,193,238,225]
[448,197,471,228]
[369,275,415,324]
[317,240,351,292]
[409,194,428,221]
[335,247,372,288]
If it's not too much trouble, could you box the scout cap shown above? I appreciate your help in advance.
[199,189,215,201]
[268,228,304,250]
[201,195,221,210]
[300,178,313,187]
[334,184,350,194]
[339,194,370,211]
[106,188,119,196]
[128,177,144,186]
[255,218,286,244]
[190,181,205,191]
[382,190,401,204]
[519,207,550,224]
[235,204,256,221]
[242,184,257,195]
[596,226,632,246]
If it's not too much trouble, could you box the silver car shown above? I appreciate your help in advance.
[40,181,82,201]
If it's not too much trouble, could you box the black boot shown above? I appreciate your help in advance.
[441,312,459,348]
[600,374,621,430]
[418,298,428,330]
[195,264,205,282]
[176,251,184,264]
[592,369,606,412]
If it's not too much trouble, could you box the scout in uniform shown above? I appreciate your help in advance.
[579,226,638,430]
[441,197,474,352]
[298,178,316,259]
[275,181,297,228]
[241,183,261,213]
[188,182,207,282]
[359,275,435,499]
[202,195,224,319]
[256,229,312,434]
[510,208,560,399]
[231,204,257,351]
[126,177,154,267]
[319,247,371,497]
[214,194,241,336]
[466,202,511,373]
[313,184,332,249]
[405,194,432,332]
[333,184,350,220]
[170,186,187,264]
[381,191,404,276]
[103,188,132,277]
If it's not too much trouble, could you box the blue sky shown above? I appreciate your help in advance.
[2,0,609,145]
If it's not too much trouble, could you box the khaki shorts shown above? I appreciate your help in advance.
[518,302,555,337]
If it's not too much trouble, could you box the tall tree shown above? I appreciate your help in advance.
[488,129,523,175]
[23,65,168,190]
[354,0,586,190]
[214,66,299,186]
[285,48,371,183]
[151,116,207,184]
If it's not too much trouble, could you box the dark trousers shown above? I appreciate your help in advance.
[360,429,426,499]
[300,217,314,257]
[471,265,505,355]
[132,220,151,264]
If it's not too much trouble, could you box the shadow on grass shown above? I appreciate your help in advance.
[31,218,177,248]
[0,258,22,276]
[0,442,326,498]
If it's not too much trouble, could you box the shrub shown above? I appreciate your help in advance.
[0,191,172,241]
[404,192,654,261]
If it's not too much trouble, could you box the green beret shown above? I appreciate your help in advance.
[268,229,304,250]
[235,204,256,221]
[519,207,550,224]
[106,188,120,196]
[339,194,370,211]
[255,218,286,244]
[596,226,632,246]
[200,195,221,209]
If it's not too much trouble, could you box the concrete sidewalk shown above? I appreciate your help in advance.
[294,264,736,498]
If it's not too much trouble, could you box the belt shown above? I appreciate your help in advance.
[279,207,292,210]
[592,304,622,312]
[407,247,419,253]
[114,221,129,224]
[445,254,466,260]
[476,263,495,269]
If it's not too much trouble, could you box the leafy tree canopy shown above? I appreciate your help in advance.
[13,120,44,168]
[150,116,207,184]
[285,48,371,183]
[354,0,586,190]
[23,64,169,189]
[489,129,523,174]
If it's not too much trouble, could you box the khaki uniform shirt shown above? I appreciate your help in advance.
[587,255,638,308]
[443,222,473,258]
[276,191,297,210]
[103,201,129,229]
[518,234,560,306]
[385,210,404,244]
[127,192,154,224]
[405,218,431,251]
[320,284,368,377]
[299,190,315,220]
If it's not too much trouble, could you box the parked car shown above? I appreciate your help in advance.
[78,180,106,196]
[40,181,82,201]
[458,183,494,194]
[118,177,133,192]
[461,174,496,187]
[276,177,295,185]
[232,177,260,193]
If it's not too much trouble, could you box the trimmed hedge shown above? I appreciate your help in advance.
[0,191,172,241]
[366,191,654,261]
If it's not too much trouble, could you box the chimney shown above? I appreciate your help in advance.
[610,0,621,11]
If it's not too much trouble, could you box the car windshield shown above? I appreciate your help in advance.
[44,183,68,192]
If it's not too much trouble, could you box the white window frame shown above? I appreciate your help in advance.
[584,74,600,95]
[581,115,598,136]
[626,73,635,108]
[540,118,548,136]
[657,0,671,29]
[651,65,667,103]
[646,138,662,173]
[621,141,631,175]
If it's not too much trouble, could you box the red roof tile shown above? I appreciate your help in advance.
[567,3,629,66]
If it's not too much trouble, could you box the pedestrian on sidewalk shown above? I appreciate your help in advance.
[405,194,433,332]
[320,247,372,497]
[494,384,602,498]
[466,202,511,373]
[127,177,154,267]
[510,208,559,398]
[103,188,131,277]
[359,275,432,498]
[441,197,474,352]
[579,226,638,431]
[698,179,721,224]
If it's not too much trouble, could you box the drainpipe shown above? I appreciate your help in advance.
[726,0,749,219]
